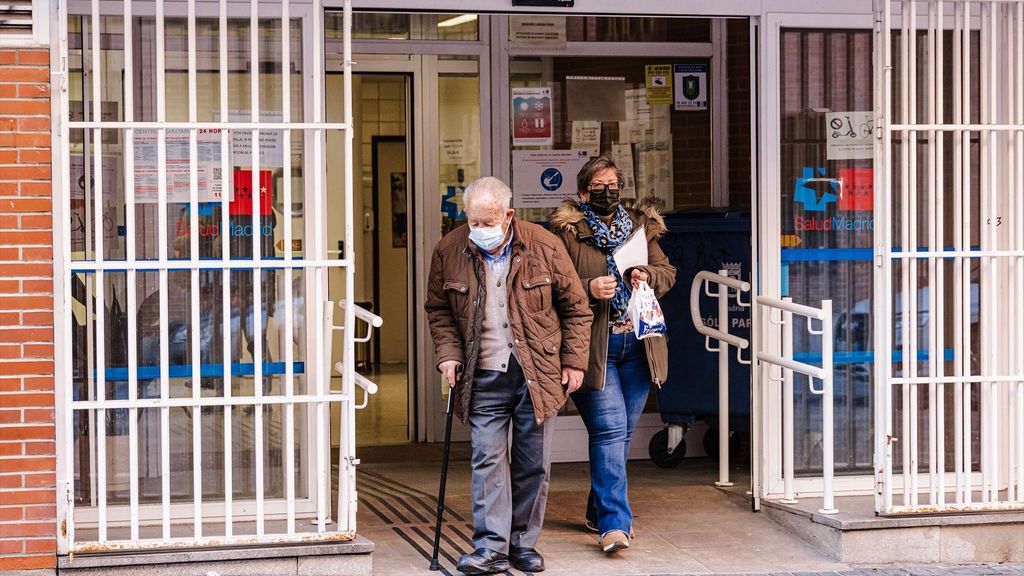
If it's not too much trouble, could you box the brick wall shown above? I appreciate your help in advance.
[0,48,57,571]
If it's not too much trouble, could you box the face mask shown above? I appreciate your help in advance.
[587,185,620,216]
[469,214,509,252]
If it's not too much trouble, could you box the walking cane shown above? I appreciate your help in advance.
[429,364,461,571]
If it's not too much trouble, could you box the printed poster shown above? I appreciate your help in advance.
[512,87,553,147]
[611,143,636,199]
[511,149,590,209]
[645,65,673,105]
[826,111,874,160]
[620,88,670,144]
[636,141,674,211]
[838,167,874,212]
[674,64,708,111]
[133,129,223,203]
[571,121,601,157]
[509,16,567,49]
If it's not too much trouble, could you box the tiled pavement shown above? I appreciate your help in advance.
[354,444,1024,576]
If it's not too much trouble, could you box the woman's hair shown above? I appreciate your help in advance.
[576,153,624,194]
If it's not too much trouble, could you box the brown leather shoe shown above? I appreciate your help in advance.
[599,530,631,553]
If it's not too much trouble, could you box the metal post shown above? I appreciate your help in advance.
[716,269,732,486]
[820,299,837,515]
[781,301,795,504]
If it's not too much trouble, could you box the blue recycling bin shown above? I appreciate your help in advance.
[656,211,752,434]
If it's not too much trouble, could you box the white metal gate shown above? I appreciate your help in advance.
[874,0,1024,514]
[53,0,372,552]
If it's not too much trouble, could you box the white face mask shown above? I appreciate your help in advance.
[469,214,510,252]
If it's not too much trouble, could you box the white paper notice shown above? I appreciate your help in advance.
[511,149,590,209]
[636,141,674,211]
[611,143,636,199]
[229,111,285,168]
[509,16,567,49]
[620,88,670,144]
[613,225,648,277]
[133,129,223,203]
[826,111,874,160]
[571,121,601,157]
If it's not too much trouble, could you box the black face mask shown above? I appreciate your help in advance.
[587,185,620,216]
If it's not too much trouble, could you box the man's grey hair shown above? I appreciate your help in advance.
[464,176,512,213]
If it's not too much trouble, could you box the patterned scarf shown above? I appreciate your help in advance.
[580,202,633,320]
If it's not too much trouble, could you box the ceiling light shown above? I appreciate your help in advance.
[438,14,477,28]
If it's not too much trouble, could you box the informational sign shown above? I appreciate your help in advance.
[230,111,285,168]
[674,64,708,111]
[571,121,601,157]
[69,155,119,201]
[441,138,465,163]
[512,87,553,147]
[636,141,674,211]
[826,111,874,160]
[511,149,590,208]
[229,168,273,216]
[566,76,626,122]
[509,16,567,49]
[838,167,874,211]
[611,143,636,199]
[133,129,223,203]
[645,65,673,105]
[620,88,670,144]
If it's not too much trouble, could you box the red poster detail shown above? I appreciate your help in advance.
[512,94,552,142]
[230,169,273,216]
[838,167,874,212]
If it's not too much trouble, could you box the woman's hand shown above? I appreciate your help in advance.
[589,276,617,300]
[630,269,649,289]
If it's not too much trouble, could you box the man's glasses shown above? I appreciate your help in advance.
[587,182,622,193]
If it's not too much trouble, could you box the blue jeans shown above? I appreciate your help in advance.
[570,332,650,536]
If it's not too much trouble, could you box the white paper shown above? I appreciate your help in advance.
[620,88,670,144]
[511,149,590,208]
[636,141,674,211]
[509,16,567,49]
[133,129,223,203]
[826,111,874,160]
[611,143,636,199]
[229,111,285,168]
[571,121,601,157]
[613,225,648,277]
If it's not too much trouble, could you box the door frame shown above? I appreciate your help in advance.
[754,11,877,506]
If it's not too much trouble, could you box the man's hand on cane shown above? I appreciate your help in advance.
[562,367,584,394]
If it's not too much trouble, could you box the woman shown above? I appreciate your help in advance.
[549,154,676,554]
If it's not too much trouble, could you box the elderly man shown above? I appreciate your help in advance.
[426,176,592,575]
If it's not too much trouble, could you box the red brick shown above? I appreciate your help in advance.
[0,248,17,260]
[0,150,16,163]
[0,52,15,65]
[19,377,52,391]
[0,198,49,214]
[0,425,54,441]
[17,51,49,66]
[0,67,47,83]
[18,182,51,197]
[0,521,54,538]
[20,215,51,230]
[0,442,21,456]
[0,296,52,310]
[0,328,52,343]
[0,474,21,489]
[23,473,54,488]
[0,408,20,423]
[22,344,53,358]
[0,262,51,276]
[0,392,54,407]
[0,312,17,325]
[16,117,49,132]
[0,85,14,99]
[23,538,56,554]
[0,506,23,521]
[18,149,50,163]
[21,280,52,294]
[0,215,17,229]
[0,379,19,392]
[0,554,55,570]
[0,362,53,378]
[18,83,49,98]
[0,183,15,195]
[0,165,49,180]
[23,441,52,456]
[0,487,54,505]
[22,409,53,423]
[23,505,54,521]
[0,99,50,116]
[20,312,53,327]
[0,344,18,359]
[0,539,23,554]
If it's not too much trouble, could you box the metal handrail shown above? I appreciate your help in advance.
[756,296,837,515]
[690,270,751,486]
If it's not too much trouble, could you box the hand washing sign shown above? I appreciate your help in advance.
[511,150,590,208]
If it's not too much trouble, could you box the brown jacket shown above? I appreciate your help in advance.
[549,200,676,391]
[425,219,593,424]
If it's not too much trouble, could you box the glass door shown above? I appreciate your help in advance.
[756,12,876,504]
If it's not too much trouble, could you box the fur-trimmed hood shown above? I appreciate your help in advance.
[548,198,667,239]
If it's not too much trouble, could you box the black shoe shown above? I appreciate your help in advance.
[510,547,545,572]
[456,548,510,575]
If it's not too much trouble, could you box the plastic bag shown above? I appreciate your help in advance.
[626,280,667,340]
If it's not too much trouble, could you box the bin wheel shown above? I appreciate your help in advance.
[649,429,687,469]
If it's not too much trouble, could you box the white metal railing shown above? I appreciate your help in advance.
[689,270,751,486]
[757,296,837,515]
[55,0,373,554]
[874,0,1024,515]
